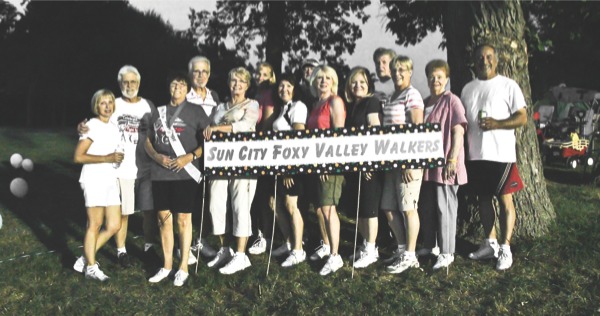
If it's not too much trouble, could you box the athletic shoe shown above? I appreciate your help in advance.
[416,246,440,257]
[281,250,306,268]
[73,256,86,273]
[433,253,454,270]
[382,247,405,264]
[191,238,217,258]
[149,268,171,283]
[219,253,251,275]
[353,248,379,269]
[309,241,331,261]
[173,270,189,287]
[468,240,499,260]
[118,252,131,268]
[386,254,419,274]
[271,242,292,257]
[207,247,233,268]
[319,254,343,276]
[176,249,197,265]
[349,240,367,262]
[85,263,109,282]
[496,248,513,271]
[248,236,268,255]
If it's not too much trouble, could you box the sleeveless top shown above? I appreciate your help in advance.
[307,96,341,129]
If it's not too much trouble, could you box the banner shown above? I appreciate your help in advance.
[204,123,445,177]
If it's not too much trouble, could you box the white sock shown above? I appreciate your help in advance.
[404,251,416,258]
[292,249,304,255]
[487,238,498,244]
[117,247,127,254]
[366,242,376,252]
[500,244,511,253]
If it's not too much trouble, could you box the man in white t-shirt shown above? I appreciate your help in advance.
[461,44,527,271]
[186,56,219,258]
[373,47,396,102]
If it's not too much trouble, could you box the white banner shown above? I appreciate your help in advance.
[204,124,445,176]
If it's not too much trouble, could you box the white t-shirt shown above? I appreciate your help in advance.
[111,97,153,179]
[383,85,424,126]
[272,100,308,131]
[186,88,218,117]
[461,75,527,162]
[79,118,120,184]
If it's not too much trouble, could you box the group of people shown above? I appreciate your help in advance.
[73,43,527,287]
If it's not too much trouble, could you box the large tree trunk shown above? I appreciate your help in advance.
[265,1,285,76]
[443,0,555,239]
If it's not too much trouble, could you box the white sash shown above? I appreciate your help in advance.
[158,105,202,183]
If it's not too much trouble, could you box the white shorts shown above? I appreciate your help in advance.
[118,178,135,215]
[381,169,422,212]
[81,180,121,208]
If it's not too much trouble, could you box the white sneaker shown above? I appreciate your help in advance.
[416,246,440,257]
[319,254,343,276]
[433,253,454,270]
[219,253,251,275]
[176,249,197,265]
[149,268,171,283]
[469,240,499,260]
[386,254,419,274]
[191,238,217,258]
[349,240,367,261]
[248,237,268,255]
[309,241,331,261]
[73,256,86,273]
[353,248,379,269]
[85,263,109,281]
[496,248,513,271]
[173,270,189,286]
[271,242,292,257]
[382,246,405,264]
[281,250,306,268]
[207,247,233,268]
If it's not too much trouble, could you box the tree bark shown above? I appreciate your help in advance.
[265,1,285,77]
[444,0,555,239]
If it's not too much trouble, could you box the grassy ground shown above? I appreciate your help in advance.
[1,127,599,315]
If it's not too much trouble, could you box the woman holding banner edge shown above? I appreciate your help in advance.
[203,67,260,275]
[344,67,384,269]
[306,65,347,276]
[418,59,467,270]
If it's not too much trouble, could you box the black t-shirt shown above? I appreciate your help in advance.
[346,96,382,128]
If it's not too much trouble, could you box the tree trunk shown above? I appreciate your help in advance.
[444,0,555,239]
[265,1,285,77]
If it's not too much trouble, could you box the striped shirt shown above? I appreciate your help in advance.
[383,85,424,126]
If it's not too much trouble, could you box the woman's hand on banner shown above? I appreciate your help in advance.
[283,176,294,188]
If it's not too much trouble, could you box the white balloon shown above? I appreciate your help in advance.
[10,177,28,198]
[22,158,34,172]
[10,153,23,169]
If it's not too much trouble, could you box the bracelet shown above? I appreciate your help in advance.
[447,158,457,163]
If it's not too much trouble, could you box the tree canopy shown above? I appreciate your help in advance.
[187,1,370,75]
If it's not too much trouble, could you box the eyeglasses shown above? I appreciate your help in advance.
[170,82,187,89]
[121,80,139,86]
[192,70,210,77]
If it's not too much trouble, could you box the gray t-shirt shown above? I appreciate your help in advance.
[149,100,210,181]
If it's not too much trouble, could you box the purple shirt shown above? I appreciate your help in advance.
[423,91,468,185]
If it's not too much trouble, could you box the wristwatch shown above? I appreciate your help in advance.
[191,152,197,160]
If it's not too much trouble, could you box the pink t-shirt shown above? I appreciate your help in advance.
[423,91,468,185]
[383,85,424,126]
[306,96,345,129]
[256,87,275,125]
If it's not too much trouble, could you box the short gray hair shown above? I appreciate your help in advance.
[117,65,141,83]
[188,56,211,74]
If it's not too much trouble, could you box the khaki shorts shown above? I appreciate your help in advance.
[380,169,422,212]
[118,178,135,215]
[316,174,345,207]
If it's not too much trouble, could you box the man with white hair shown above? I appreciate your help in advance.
[74,65,157,271]
[186,56,219,258]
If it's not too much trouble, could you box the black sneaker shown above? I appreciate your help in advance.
[118,252,131,268]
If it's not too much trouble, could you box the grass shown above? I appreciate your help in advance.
[1,127,599,314]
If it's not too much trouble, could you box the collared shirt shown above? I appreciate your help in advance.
[186,87,219,117]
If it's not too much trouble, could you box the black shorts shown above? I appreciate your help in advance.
[466,160,524,196]
[135,176,154,211]
[277,175,304,197]
[152,180,199,213]
[343,171,383,218]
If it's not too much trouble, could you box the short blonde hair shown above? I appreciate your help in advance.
[258,62,276,84]
[391,55,414,71]
[228,67,251,84]
[310,65,339,97]
[90,89,115,116]
[344,67,374,103]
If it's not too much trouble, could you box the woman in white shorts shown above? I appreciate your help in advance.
[73,89,124,281]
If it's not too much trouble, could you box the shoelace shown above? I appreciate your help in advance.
[250,238,265,248]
